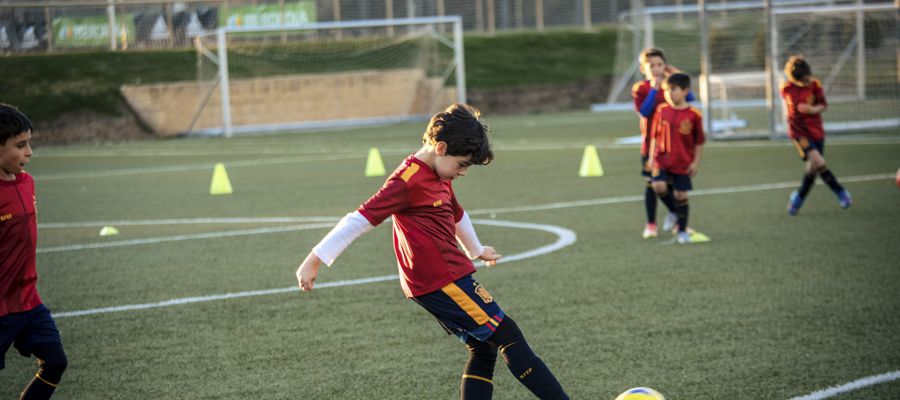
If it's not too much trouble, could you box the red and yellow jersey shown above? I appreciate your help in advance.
[632,80,667,156]
[0,172,43,317]
[780,78,827,141]
[358,155,475,298]
[650,104,706,175]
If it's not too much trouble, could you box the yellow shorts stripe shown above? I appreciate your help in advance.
[792,139,806,158]
[462,374,493,384]
[441,283,490,325]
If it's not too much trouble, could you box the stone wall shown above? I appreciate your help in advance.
[121,69,455,136]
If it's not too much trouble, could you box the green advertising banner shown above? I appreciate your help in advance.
[52,15,136,48]
[224,1,316,28]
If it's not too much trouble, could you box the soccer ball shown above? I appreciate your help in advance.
[615,387,666,400]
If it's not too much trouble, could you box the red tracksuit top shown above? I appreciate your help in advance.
[0,171,43,317]
[357,155,475,298]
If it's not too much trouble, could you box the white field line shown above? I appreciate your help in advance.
[789,370,900,400]
[36,223,336,254]
[31,138,899,180]
[52,220,576,318]
[467,173,892,216]
[36,173,892,233]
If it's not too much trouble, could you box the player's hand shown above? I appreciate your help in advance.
[664,65,681,75]
[797,103,814,114]
[688,162,700,177]
[478,246,502,267]
[296,252,322,292]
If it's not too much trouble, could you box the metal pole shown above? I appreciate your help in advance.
[45,6,53,52]
[453,18,467,104]
[386,0,394,36]
[107,0,117,50]
[487,0,495,34]
[583,0,592,31]
[855,0,865,99]
[217,28,232,138]
[699,0,712,135]
[765,0,778,138]
[535,0,543,31]
[643,13,654,48]
[514,0,523,30]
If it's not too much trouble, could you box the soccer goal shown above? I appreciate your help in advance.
[600,0,899,139]
[187,16,465,137]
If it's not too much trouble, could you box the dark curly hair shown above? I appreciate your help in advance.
[422,103,494,166]
[784,55,812,85]
[0,104,33,145]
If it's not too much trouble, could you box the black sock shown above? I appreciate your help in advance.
[20,342,66,400]
[798,173,816,199]
[819,169,845,195]
[461,337,497,400]
[676,199,689,233]
[658,190,677,213]
[488,317,568,400]
[644,185,657,224]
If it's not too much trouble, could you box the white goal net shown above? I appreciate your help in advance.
[188,16,465,137]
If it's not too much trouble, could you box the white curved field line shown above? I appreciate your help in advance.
[52,219,576,318]
[789,370,900,400]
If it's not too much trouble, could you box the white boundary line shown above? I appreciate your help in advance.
[35,173,892,254]
[52,220,576,318]
[31,139,899,180]
[789,370,900,400]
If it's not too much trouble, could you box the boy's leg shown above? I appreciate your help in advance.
[461,337,497,400]
[651,172,677,213]
[644,181,657,225]
[487,316,568,400]
[810,142,851,207]
[674,191,689,233]
[19,341,67,400]
[789,139,818,215]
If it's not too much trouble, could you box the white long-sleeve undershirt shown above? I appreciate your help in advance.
[312,211,374,266]
[455,211,484,259]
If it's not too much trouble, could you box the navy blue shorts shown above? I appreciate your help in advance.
[792,137,825,160]
[0,304,62,370]
[412,274,505,342]
[652,169,693,191]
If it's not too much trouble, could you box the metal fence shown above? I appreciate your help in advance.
[0,0,655,53]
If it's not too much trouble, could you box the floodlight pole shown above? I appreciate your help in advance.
[764,0,778,139]
[217,28,233,138]
[453,17,467,104]
[698,0,711,134]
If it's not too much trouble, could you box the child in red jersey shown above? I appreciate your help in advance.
[632,48,694,239]
[0,104,68,400]
[296,104,568,400]
[648,74,705,244]
[781,55,851,215]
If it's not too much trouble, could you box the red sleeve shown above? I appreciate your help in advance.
[813,80,827,107]
[357,177,410,226]
[632,82,647,112]
[695,112,706,145]
[450,185,464,223]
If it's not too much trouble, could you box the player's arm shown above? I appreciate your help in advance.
[688,144,703,177]
[688,112,706,177]
[297,211,375,291]
[638,88,658,118]
[455,211,502,266]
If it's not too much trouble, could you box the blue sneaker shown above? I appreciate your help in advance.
[676,231,692,244]
[838,190,852,209]
[787,191,804,216]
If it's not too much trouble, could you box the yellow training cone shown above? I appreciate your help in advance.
[210,163,233,195]
[578,145,604,177]
[365,147,386,177]
[99,226,119,236]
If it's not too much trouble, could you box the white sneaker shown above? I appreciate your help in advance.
[642,224,658,239]
[676,231,692,244]
[662,213,677,232]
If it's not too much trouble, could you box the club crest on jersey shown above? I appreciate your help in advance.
[474,284,493,303]
[679,119,693,135]
[0,213,11,222]
[433,200,443,207]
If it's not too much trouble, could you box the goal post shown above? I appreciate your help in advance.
[601,0,899,139]
[194,16,465,138]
